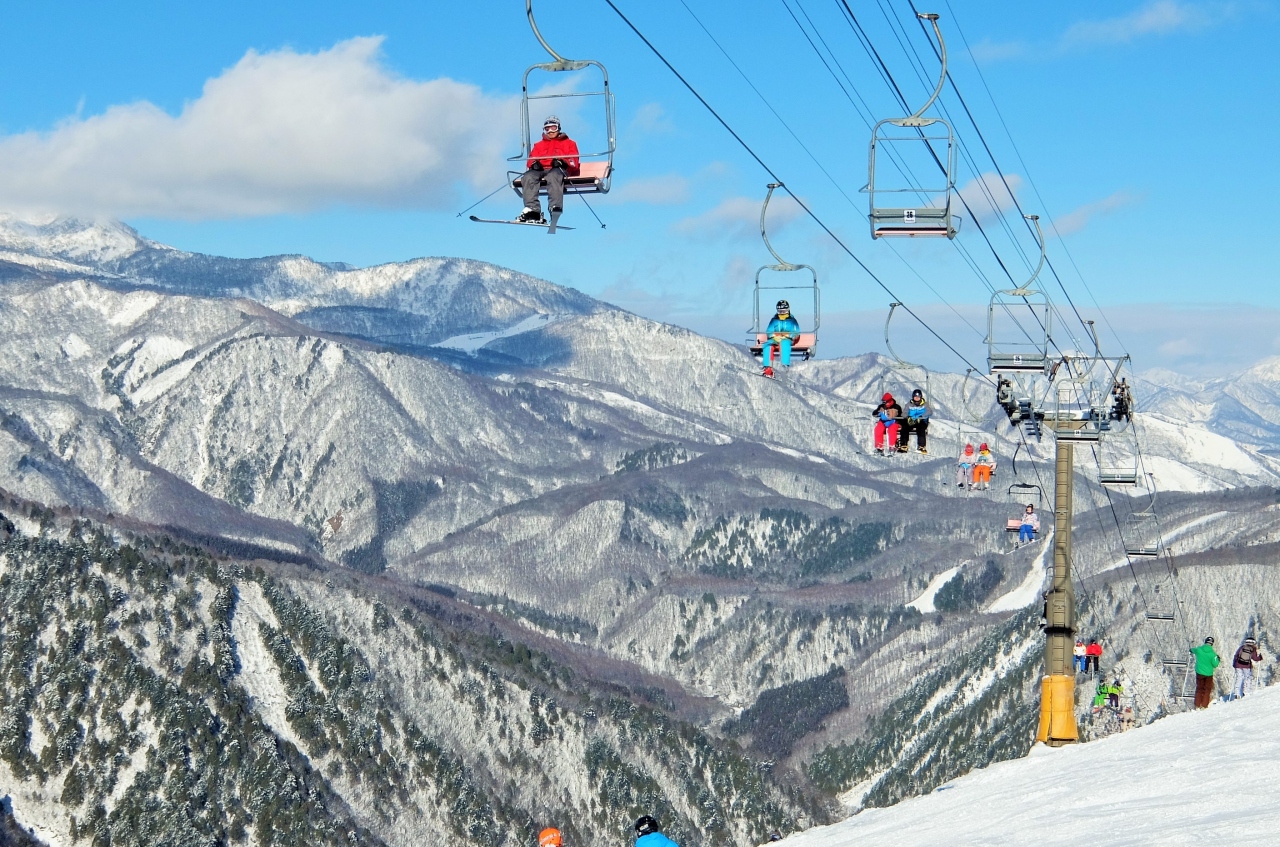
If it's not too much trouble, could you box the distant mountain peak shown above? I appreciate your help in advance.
[0,213,153,264]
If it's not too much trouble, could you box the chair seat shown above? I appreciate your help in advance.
[512,161,612,195]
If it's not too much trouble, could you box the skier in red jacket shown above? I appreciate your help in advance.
[517,115,580,223]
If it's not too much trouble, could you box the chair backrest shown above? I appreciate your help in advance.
[755,332,815,350]
[576,161,611,180]
[1005,518,1022,532]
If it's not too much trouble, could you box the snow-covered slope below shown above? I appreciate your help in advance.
[784,685,1280,846]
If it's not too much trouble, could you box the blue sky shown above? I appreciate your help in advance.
[1,1,1276,375]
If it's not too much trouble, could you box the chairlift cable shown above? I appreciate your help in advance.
[682,0,984,344]
[832,0,1070,358]
[819,0,1052,351]
[943,0,1130,360]
[781,0,932,208]
[679,0,860,209]
[601,0,993,381]
[907,1,1096,352]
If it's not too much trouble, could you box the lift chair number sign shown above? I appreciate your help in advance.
[904,209,917,223]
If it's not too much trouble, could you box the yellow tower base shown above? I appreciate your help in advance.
[1036,674,1079,745]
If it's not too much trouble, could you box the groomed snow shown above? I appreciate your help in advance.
[987,530,1054,613]
[906,565,962,613]
[781,685,1280,846]
[431,313,560,353]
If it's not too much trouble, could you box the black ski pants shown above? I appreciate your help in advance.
[898,418,928,450]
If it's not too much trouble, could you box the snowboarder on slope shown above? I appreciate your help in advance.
[1231,637,1264,700]
[763,300,801,372]
[872,393,902,454]
[635,815,679,847]
[1190,636,1220,709]
[517,116,580,223]
[897,388,931,453]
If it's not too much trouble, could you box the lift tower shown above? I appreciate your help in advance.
[1038,440,1078,745]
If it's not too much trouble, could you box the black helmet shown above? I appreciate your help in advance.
[1205,636,1215,645]
[775,299,790,312]
[635,815,660,836]
[911,389,923,398]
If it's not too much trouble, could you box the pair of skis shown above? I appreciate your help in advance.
[470,209,571,234]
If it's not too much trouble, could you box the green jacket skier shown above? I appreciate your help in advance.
[1190,636,1220,709]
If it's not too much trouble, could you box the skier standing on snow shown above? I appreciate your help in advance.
[1231,637,1263,700]
[1190,636,1220,709]
[516,116,580,224]
[634,815,679,847]
[1085,638,1103,676]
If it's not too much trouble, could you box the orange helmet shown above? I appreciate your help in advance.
[539,828,563,847]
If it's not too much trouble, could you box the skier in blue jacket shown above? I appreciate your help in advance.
[635,815,679,847]
[763,300,801,371]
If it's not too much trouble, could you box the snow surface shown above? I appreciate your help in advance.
[431,313,560,353]
[783,685,1280,846]
[906,566,962,613]
[987,530,1054,612]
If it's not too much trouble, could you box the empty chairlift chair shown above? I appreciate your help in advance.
[1123,511,1162,558]
[864,14,959,239]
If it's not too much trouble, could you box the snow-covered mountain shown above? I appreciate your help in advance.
[1,214,1279,846]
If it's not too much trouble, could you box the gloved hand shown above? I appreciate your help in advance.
[530,160,545,171]
[551,158,568,170]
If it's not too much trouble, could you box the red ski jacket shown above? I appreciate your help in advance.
[1086,643,1103,657]
[527,134,581,176]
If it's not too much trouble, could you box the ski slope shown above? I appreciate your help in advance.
[781,685,1279,846]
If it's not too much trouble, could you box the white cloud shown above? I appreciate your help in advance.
[609,174,691,206]
[0,37,516,219]
[1062,1,1219,47]
[968,39,1029,64]
[630,102,675,135]
[952,172,1023,225]
[1054,190,1142,236]
[675,194,803,240]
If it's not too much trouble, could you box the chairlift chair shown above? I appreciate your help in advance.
[864,14,959,239]
[1099,425,1141,486]
[987,215,1053,375]
[506,0,616,200]
[749,183,819,361]
[1123,511,1162,558]
[1051,376,1105,443]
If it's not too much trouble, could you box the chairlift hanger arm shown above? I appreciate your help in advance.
[896,13,946,127]
[1008,214,1045,296]
[526,0,590,70]
[760,182,801,269]
[884,302,924,372]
